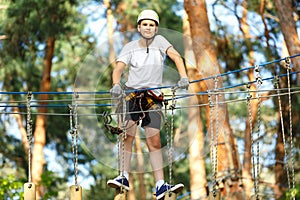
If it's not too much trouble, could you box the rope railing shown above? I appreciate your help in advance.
[0,69,299,107]
[0,55,299,113]
[0,54,299,97]
[1,89,300,117]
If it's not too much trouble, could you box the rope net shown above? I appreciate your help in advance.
[1,54,299,199]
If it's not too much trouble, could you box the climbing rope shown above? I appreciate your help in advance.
[103,111,123,136]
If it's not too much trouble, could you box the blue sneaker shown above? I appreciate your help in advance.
[107,175,130,191]
[156,183,184,199]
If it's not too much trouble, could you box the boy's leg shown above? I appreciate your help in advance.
[144,126,164,182]
[120,120,137,172]
[107,120,137,190]
[144,110,184,199]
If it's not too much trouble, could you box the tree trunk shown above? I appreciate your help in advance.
[273,72,289,199]
[272,1,298,197]
[243,69,258,200]
[13,107,30,159]
[184,0,219,83]
[188,80,208,200]
[104,0,116,70]
[237,1,257,199]
[274,115,287,199]
[274,0,300,85]
[128,172,136,200]
[116,1,138,32]
[184,0,244,199]
[183,11,208,199]
[31,37,55,199]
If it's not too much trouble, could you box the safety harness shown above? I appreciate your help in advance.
[104,89,164,135]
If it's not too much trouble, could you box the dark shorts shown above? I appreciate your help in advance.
[121,91,163,129]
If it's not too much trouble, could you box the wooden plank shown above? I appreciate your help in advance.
[114,187,127,200]
[24,183,36,200]
[70,185,82,200]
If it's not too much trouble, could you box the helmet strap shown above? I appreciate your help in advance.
[140,33,156,53]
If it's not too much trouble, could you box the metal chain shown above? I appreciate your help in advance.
[274,76,291,193]
[168,89,176,186]
[163,99,170,184]
[69,105,75,184]
[208,90,217,198]
[116,98,121,176]
[74,92,80,187]
[214,79,219,167]
[246,84,257,199]
[26,91,33,182]
[69,91,79,188]
[120,91,127,187]
[285,58,295,198]
[213,78,219,198]
[254,65,262,200]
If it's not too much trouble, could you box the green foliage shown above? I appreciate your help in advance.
[0,172,68,200]
[172,156,190,195]
[40,170,68,200]
[0,0,299,199]
[0,0,97,198]
[109,0,182,31]
[279,184,300,200]
[0,0,95,92]
[286,188,300,200]
[0,174,24,200]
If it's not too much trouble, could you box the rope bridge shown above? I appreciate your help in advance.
[1,54,299,200]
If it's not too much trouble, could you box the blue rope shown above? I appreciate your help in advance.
[163,70,300,102]
[1,70,298,108]
[0,54,299,101]
[0,91,110,95]
[218,70,300,91]
[0,103,112,108]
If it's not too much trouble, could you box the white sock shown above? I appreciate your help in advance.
[156,180,165,189]
[121,171,129,180]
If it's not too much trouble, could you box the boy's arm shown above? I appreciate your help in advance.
[166,46,188,78]
[112,61,126,86]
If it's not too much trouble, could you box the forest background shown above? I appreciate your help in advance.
[0,0,300,199]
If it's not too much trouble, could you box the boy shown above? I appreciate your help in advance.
[108,9,189,199]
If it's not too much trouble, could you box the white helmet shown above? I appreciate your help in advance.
[137,9,159,25]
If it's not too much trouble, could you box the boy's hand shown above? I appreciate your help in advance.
[110,84,122,97]
[177,77,189,89]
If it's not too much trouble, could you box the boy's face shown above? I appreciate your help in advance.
[138,19,158,39]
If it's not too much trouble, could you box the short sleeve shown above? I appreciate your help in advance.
[155,35,172,54]
[116,43,132,65]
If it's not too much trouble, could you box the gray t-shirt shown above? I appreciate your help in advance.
[117,35,172,89]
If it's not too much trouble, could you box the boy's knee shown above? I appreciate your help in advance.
[146,138,161,150]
